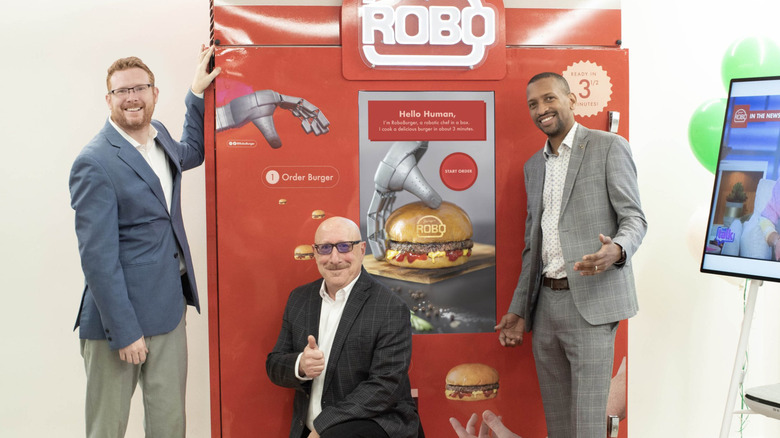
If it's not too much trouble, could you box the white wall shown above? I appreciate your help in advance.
[0,1,212,436]
[1,1,779,437]
[623,2,780,437]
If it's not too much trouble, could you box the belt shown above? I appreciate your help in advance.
[542,276,569,290]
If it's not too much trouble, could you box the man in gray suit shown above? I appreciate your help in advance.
[495,72,646,437]
[69,46,220,437]
[267,217,419,438]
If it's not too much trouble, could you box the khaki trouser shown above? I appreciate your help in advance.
[81,309,187,438]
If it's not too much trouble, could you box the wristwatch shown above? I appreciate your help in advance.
[615,244,627,267]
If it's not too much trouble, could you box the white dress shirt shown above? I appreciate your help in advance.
[541,122,578,279]
[294,274,361,432]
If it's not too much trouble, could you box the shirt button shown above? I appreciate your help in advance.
[173,253,179,259]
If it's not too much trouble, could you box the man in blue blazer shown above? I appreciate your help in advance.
[267,217,420,438]
[69,46,220,437]
[496,73,646,437]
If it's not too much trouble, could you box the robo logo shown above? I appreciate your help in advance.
[416,215,447,238]
[733,108,748,123]
[361,0,496,68]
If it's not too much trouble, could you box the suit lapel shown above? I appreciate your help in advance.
[306,281,323,344]
[528,155,545,218]
[560,125,588,214]
[104,121,169,214]
[527,152,547,274]
[157,129,183,175]
[157,136,182,216]
[322,271,371,393]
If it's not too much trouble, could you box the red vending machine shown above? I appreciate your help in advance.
[206,1,629,437]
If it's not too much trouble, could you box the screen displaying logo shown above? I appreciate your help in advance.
[715,226,735,245]
[731,105,750,128]
[359,0,497,69]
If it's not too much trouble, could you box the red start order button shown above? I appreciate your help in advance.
[439,153,478,191]
[262,166,340,189]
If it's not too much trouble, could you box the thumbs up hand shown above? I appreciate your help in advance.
[299,335,325,378]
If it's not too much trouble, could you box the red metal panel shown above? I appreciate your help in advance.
[212,4,621,48]
[505,8,622,47]
[205,44,630,437]
[204,88,223,438]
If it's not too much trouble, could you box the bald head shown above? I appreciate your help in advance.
[313,216,366,295]
[315,217,362,243]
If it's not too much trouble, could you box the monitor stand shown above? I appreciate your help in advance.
[720,278,762,437]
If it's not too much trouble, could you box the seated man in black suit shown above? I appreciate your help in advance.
[267,216,420,438]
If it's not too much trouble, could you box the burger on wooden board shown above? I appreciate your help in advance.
[384,201,473,269]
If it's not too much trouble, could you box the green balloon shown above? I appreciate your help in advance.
[721,37,780,91]
[688,98,726,174]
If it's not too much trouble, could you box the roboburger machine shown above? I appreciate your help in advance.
[205,1,629,436]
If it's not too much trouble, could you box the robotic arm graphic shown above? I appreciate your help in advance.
[215,90,330,148]
[367,140,442,259]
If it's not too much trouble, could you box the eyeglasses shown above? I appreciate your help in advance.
[312,241,362,255]
[109,84,153,96]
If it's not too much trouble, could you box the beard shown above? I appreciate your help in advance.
[536,112,567,138]
[111,100,155,133]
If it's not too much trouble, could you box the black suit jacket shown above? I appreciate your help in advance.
[266,268,419,438]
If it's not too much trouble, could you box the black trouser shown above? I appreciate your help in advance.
[301,420,390,438]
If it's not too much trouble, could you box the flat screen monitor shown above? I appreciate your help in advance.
[701,76,780,283]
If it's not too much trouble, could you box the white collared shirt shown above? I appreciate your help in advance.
[294,273,361,432]
[108,119,173,211]
[540,122,578,279]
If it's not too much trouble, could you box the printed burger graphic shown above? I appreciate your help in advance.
[384,201,474,269]
[445,363,499,401]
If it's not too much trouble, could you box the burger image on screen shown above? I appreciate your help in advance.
[384,201,473,269]
[293,244,314,261]
[445,363,499,401]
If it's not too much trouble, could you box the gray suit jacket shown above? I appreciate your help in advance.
[69,91,205,350]
[266,268,419,438]
[509,124,647,330]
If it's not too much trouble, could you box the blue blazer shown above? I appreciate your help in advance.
[70,91,205,350]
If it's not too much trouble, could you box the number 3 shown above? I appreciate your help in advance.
[579,79,591,99]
